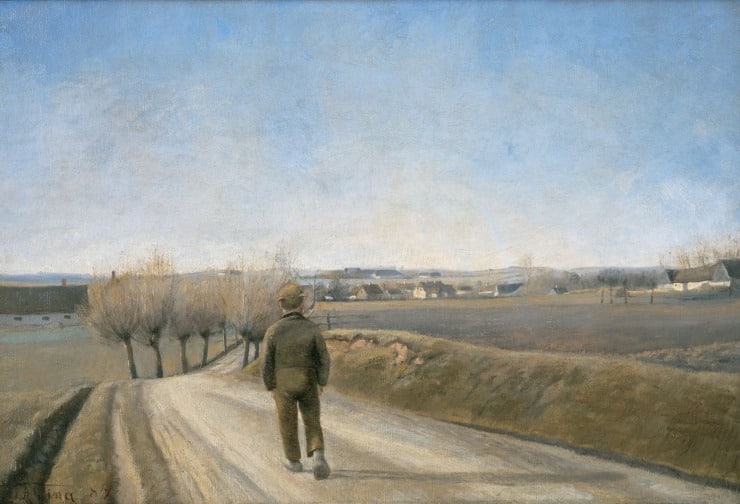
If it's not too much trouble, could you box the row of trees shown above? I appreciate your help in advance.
[596,269,661,304]
[79,252,294,379]
[661,234,740,269]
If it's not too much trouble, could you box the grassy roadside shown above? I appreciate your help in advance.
[45,383,119,504]
[0,386,93,503]
[245,328,739,488]
[0,389,76,486]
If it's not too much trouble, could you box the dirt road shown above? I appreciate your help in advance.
[50,350,737,503]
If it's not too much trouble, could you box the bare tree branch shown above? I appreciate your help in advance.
[133,252,176,378]
[80,272,142,379]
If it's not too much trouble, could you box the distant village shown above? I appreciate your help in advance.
[1,260,738,316]
[300,260,740,302]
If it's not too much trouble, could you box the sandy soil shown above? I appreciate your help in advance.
[43,349,738,504]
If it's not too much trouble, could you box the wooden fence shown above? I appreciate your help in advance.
[308,311,372,331]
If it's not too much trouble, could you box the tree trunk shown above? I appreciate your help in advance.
[180,338,189,374]
[241,332,250,368]
[154,344,164,378]
[253,341,260,360]
[201,333,210,367]
[123,338,138,379]
[600,289,604,304]
[151,331,164,378]
[650,288,654,304]
[609,286,613,304]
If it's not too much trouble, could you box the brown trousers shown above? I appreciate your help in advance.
[273,367,325,461]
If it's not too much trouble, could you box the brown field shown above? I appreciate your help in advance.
[0,325,241,392]
[313,292,740,360]
[2,291,739,490]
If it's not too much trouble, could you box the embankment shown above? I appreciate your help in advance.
[246,328,739,488]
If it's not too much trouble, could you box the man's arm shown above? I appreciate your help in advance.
[261,328,277,391]
[315,330,331,387]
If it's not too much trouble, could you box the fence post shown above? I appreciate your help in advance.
[326,313,332,330]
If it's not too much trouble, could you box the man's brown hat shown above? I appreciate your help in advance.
[277,282,306,307]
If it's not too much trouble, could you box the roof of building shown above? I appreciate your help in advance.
[671,263,722,283]
[418,271,442,278]
[719,259,740,278]
[359,284,384,295]
[497,283,523,294]
[372,269,404,278]
[416,280,447,289]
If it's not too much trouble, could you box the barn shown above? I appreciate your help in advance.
[668,260,740,294]
[354,284,384,301]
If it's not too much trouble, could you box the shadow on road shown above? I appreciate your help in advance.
[330,469,626,485]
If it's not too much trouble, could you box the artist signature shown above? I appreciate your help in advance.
[5,482,111,504]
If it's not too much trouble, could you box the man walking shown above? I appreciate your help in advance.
[262,282,331,480]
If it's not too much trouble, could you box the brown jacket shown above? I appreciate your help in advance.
[261,312,330,391]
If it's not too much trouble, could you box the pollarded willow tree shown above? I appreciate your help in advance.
[133,252,176,378]
[189,277,220,368]
[226,252,296,368]
[169,277,197,374]
[236,269,285,367]
[214,271,238,353]
[81,272,142,379]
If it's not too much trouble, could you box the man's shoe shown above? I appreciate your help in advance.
[312,449,330,480]
[283,459,303,473]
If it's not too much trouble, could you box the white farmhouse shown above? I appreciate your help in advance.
[668,260,740,293]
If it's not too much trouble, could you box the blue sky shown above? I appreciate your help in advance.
[1,1,738,273]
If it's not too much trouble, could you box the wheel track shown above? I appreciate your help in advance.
[141,380,272,503]
[0,386,92,504]
[110,381,179,503]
